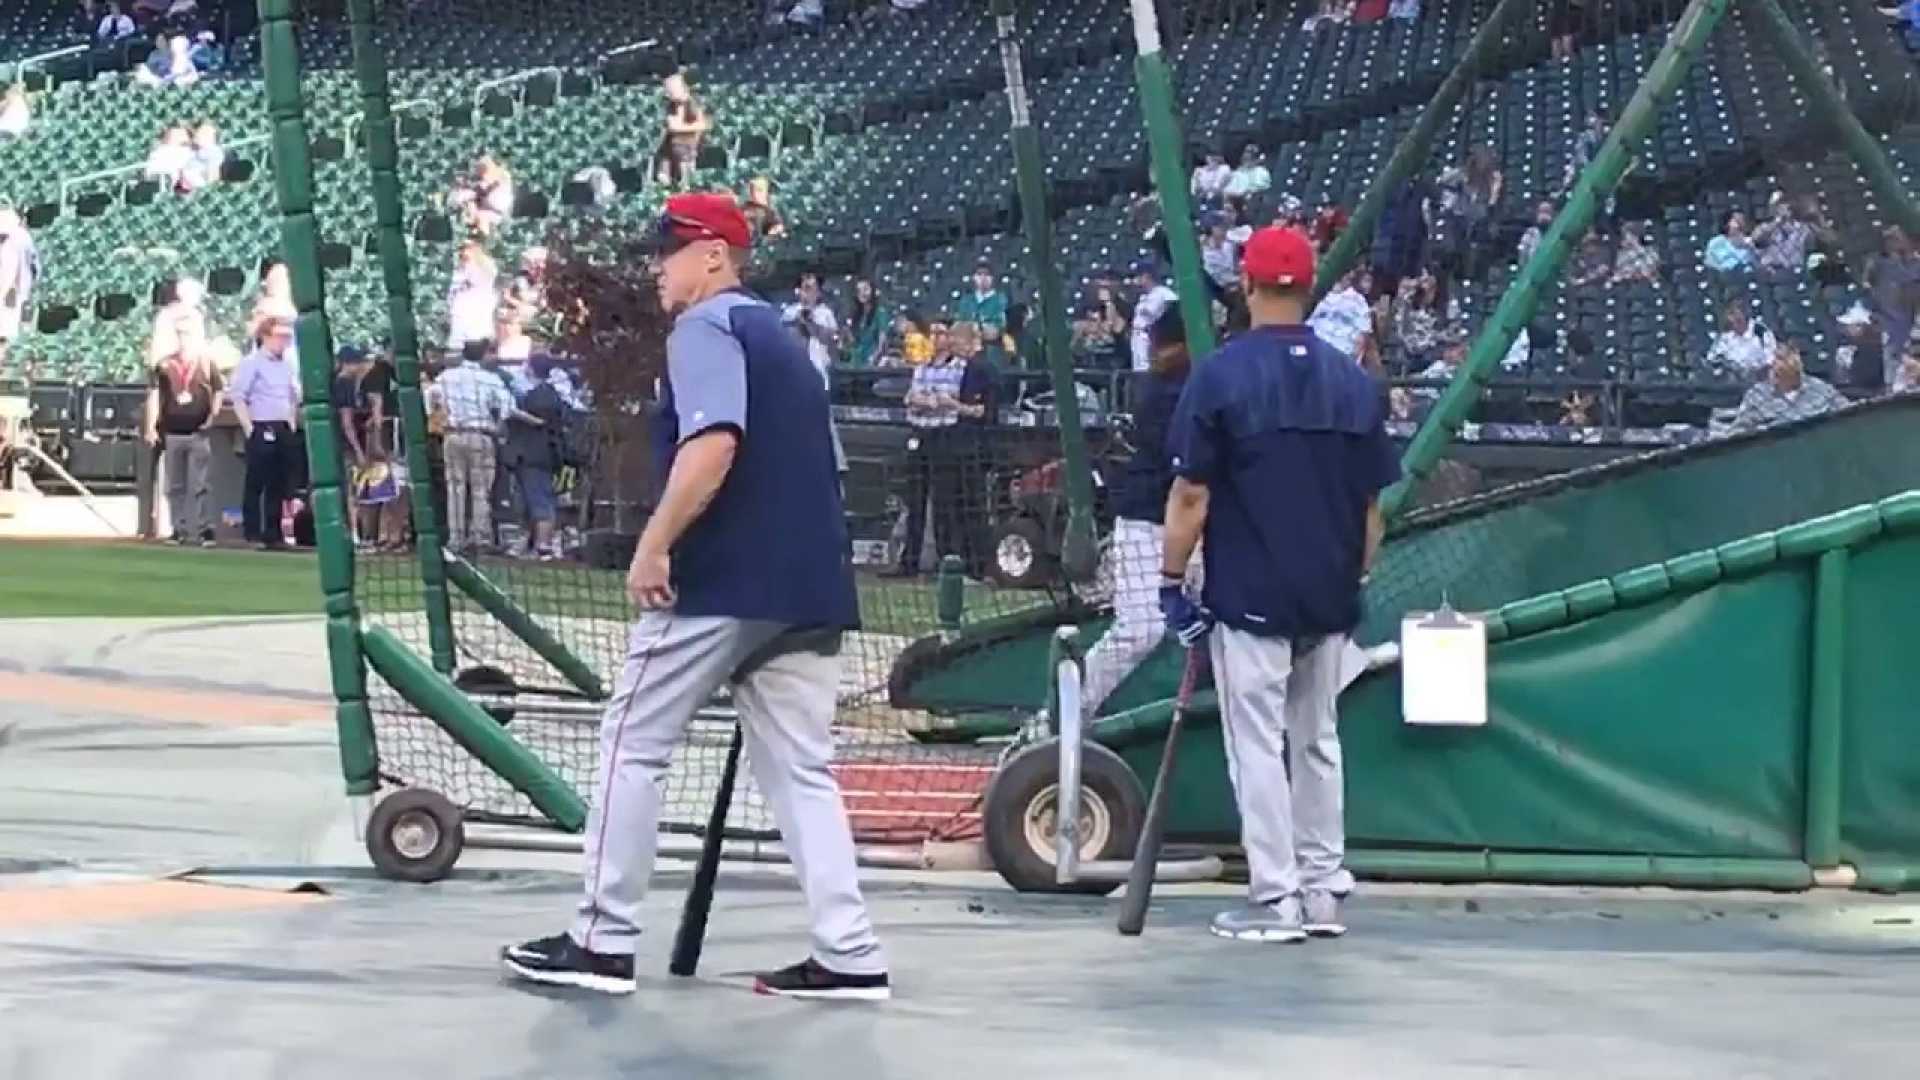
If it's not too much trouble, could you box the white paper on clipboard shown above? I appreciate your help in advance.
[1400,607,1487,727]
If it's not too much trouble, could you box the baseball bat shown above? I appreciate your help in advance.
[669,721,743,977]
[1116,648,1203,936]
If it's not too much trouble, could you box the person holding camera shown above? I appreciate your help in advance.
[782,272,841,386]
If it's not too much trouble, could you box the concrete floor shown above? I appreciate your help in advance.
[3,616,1919,1079]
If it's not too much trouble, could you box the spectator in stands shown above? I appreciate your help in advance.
[1548,0,1584,60]
[1801,197,1846,284]
[505,246,548,322]
[1223,146,1270,199]
[450,157,513,238]
[654,71,709,188]
[1560,113,1606,193]
[1370,177,1430,302]
[1304,0,1354,30]
[1309,268,1372,361]
[96,2,136,43]
[1895,347,1920,395]
[0,85,30,141]
[1752,193,1812,275]
[1310,204,1350,255]
[144,126,193,191]
[134,34,199,87]
[1886,1,1920,50]
[1127,261,1177,372]
[1866,224,1920,389]
[180,121,224,193]
[1834,301,1880,389]
[1434,146,1503,284]
[1392,271,1442,373]
[955,261,1010,343]
[1569,230,1613,287]
[187,30,224,75]
[1610,222,1659,285]
[782,272,840,384]
[0,210,35,372]
[1200,214,1241,295]
[847,277,890,367]
[770,0,824,28]
[1412,328,1467,404]
[900,313,937,367]
[1073,277,1129,369]
[230,314,301,551]
[1727,343,1847,433]
[447,241,499,353]
[494,307,534,364]
[1190,151,1232,205]
[1703,211,1757,273]
[741,175,787,241]
[1704,300,1776,383]
[1389,0,1420,18]
[1516,201,1555,266]
[503,354,565,560]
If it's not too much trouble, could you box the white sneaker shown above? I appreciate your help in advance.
[1303,890,1347,938]
[1209,895,1307,943]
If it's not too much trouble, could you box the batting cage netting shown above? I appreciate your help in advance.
[289,0,1920,855]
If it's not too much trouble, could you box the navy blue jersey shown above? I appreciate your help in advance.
[652,289,860,630]
[1166,325,1399,638]
[1114,368,1187,524]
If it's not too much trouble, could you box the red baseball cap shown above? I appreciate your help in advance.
[658,192,752,251]
[1241,226,1315,287]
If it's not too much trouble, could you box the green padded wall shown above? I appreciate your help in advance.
[1838,532,1920,864]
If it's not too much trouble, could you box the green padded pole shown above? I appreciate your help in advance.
[1380,0,1736,520]
[1313,0,1535,299]
[992,0,1097,581]
[348,0,456,674]
[442,554,607,699]
[1128,0,1217,359]
[363,625,588,831]
[1748,0,1920,238]
[257,0,377,797]
[936,553,966,631]
[1804,547,1847,870]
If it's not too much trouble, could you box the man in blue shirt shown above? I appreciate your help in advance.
[1160,227,1399,943]
[503,194,887,1000]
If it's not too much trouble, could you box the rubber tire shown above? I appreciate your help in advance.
[983,739,1146,895]
[988,516,1055,590]
[366,789,466,883]
[454,664,517,726]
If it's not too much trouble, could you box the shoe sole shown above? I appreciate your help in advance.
[1209,925,1307,943]
[752,979,891,1002]
[500,954,636,995]
[1305,924,1348,938]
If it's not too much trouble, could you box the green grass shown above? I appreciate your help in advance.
[0,540,1053,632]
[0,540,327,618]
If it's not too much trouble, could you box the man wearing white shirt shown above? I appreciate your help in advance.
[1190,151,1232,205]
[1308,269,1372,361]
[1128,261,1177,373]
[428,342,542,552]
[1223,146,1271,199]
[96,2,135,42]
[781,272,840,386]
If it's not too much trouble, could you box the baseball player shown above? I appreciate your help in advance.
[502,193,889,1000]
[1158,226,1398,942]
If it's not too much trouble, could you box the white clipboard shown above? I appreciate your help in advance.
[1400,604,1487,727]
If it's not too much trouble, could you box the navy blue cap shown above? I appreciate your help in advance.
[336,344,370,365]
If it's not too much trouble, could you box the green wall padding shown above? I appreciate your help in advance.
[1838,533,1920,863]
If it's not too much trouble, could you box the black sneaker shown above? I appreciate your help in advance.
[752,958,890,1002]
[500,932,636,995]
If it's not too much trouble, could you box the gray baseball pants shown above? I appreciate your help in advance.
[1210,624,1356,903]
[571,611,887,976]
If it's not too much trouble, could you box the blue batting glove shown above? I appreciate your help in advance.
[1159,584,1214,648]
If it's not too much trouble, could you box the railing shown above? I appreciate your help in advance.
[472,66,566,111]
[2,44,87,83]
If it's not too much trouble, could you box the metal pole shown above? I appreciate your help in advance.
[1747,0,1920,237]
[1127,0,1216,359]
[1313,0,1536,299]
[347,0,457,673]
[256,0,378,797]
[992,0,1098,581]
[1804,547,1847,871]
[1380,0,1738,519]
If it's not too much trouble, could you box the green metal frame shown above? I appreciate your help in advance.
[1127,0,1217,359]
[992,0,1098,580]
[347,0,457,674]
[258,0,377,797]
[442,554,607,699]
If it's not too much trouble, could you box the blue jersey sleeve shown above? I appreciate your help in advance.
[1165,365,1220,484]
[667,313,748,442]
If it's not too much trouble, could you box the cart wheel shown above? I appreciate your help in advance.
[366,789,465,883]
[983,739,1145,895]
[989,517,1055,589]
[454,664,517,726]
